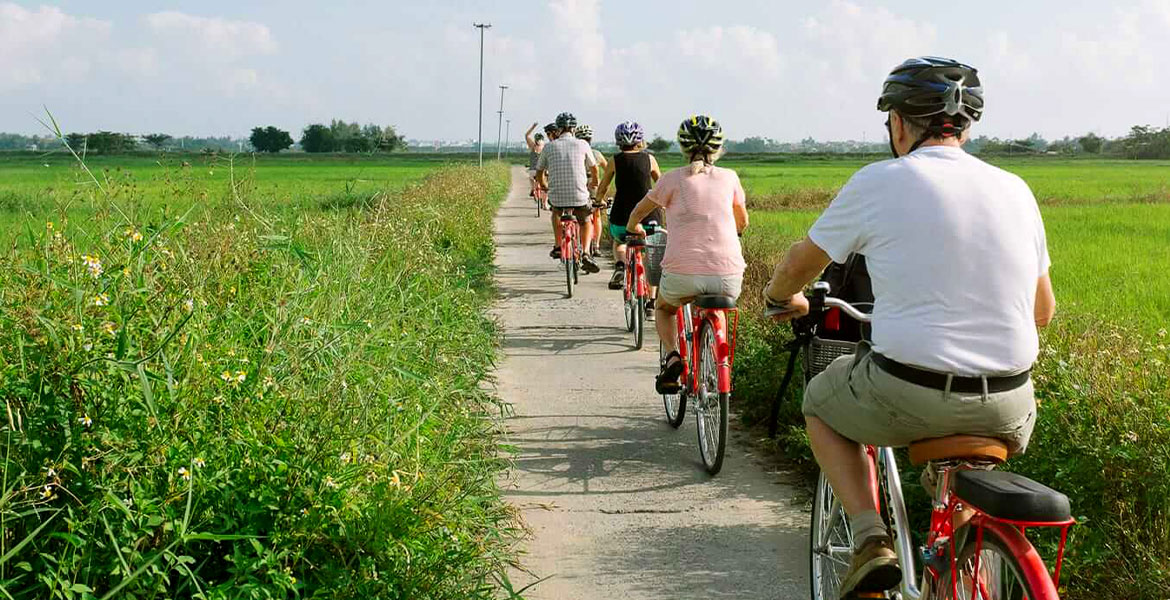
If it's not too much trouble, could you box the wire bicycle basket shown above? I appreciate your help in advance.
[645,231,667,286]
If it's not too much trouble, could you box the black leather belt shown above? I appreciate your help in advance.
[871,352,1030,394]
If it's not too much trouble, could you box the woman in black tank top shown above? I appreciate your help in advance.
[595,138,662,293]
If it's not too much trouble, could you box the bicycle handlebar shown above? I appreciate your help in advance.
[764,281,872,323]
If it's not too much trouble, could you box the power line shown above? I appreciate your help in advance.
[473,23,491,166]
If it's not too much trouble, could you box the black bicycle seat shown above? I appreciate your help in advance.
[695,295,736,310]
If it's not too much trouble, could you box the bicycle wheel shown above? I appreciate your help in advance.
[661,341,686,428]
[695,320,728,475]
[810,471,854,600]
[623,275,636,332]
[564,256,573,298]
[634,296,644,350]
[933,525,1054,600]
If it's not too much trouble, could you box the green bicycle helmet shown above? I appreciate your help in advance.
[677,114,724,156]
[575,124,593,141]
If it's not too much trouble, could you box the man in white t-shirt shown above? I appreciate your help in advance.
[764,57,1056,597]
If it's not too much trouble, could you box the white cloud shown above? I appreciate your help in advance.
[144,11,277,61]
[0,3,111,91]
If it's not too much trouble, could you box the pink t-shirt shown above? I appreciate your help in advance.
[647,165,746,276]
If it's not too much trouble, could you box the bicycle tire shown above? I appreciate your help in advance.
[695,320,727,475]
[661,341,686,428]
[809,471,855,600]
[564,256,573,298]
[932,523,1055,600]
[624,275,636,332]
[634,296,644,349]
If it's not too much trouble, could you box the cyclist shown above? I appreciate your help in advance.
[763,57,1055,598]
[525,122,548,201]
[596,121,662,306]
[625,115,748,392]
[575,124,608,257]
[535,112,601,273]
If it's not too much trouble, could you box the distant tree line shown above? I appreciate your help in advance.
[300,120,406,153]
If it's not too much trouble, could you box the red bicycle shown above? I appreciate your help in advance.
[534,186,548,218]
[621,223,661,350]
[660,294,739,475]
[558,208,581,298]
[797,284,1074,600]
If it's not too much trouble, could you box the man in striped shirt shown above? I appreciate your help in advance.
[535,111,600,273]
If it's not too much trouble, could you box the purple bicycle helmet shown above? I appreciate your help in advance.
[614,121,644,147]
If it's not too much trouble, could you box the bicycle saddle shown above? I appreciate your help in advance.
[695,295,736,309]
[954,470,1072,523]
[908,435,1008,466]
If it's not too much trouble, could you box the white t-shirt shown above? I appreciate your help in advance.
[808,145,1050,376]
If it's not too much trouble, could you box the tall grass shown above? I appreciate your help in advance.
[0,158,517,598]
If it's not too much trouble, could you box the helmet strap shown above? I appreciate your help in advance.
[885,119,899,158]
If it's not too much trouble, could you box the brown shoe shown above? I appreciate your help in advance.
[839,537,901,599]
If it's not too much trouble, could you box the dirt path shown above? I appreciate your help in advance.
[494,167,808,599]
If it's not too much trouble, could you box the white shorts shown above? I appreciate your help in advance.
[657,272,743,307]
[527,169,537,178]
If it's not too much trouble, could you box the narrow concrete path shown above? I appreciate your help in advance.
[494,167,808,599]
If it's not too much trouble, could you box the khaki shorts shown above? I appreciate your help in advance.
[802,343,1036,454]
[657,272,743,307]
[551,205,590,224]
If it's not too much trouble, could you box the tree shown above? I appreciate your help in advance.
[647,135,671,153]
[250,126,293,153]
[85,131,137,154]
[143,133,172,149]
[1078,133,1103,154]
[300,124,335,153]
[65,133,88,151]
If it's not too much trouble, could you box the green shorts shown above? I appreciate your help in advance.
[609,224,628,241]
[802,343,1036,454]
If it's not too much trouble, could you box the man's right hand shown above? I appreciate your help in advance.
[765,292,809,322]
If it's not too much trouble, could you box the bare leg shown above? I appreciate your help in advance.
[806,415,877,517]
[614,242,627,266]
[551,213,563,247]
[581,215,594,249]
[656,300,679,353]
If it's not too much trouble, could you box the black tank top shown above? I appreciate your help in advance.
[610,151,653,226]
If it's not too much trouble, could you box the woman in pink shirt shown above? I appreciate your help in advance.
[626,115,749,393]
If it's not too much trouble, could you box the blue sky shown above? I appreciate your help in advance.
[2,1,1169,143]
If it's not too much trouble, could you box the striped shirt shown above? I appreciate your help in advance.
[536,135,597,207]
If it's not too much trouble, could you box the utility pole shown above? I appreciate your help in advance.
[496,85,508,160]
[504,119,511,157]
[473,23,491,166]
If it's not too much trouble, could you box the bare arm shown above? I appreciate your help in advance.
[625,196,658,232]
[525,122,539,151]
[764,237,832,319]
[587,164,599,190]
[535,169,547,190]
[595,158,616,201]
[733,201,749,234]
[649,154,662,183]
[1034,273,1055,328]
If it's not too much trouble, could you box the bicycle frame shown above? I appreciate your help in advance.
[560,212,580,264]
[820,446,1073,600]
[625,244,648,301]
[674,304,739,396]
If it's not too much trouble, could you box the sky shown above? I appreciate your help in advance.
[2,0,1170,143]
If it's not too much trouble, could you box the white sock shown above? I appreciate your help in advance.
[849,510,887,553]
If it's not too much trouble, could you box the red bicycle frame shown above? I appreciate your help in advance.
[560,212,580,263]
[625,243,649,303]
[674,304,739,395]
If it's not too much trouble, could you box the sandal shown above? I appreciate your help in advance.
[656,351,684,394]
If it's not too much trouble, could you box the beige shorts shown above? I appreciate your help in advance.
[802,343,1036,454]
[657,272,743,307]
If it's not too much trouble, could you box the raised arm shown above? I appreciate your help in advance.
[595,157,617,201]
[525,122,539,151]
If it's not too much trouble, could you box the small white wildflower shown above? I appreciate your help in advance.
[40,485,55,500]
[92,293,109,307]
[341,380,348,390]
[82,254,103,278]
[324,476,339,489]
[101,321,118,336]
[1124,431,1139,443]
[78,414,93,427]
[183,297,194,312]
[300,317,312,325]
[178,466,191,481]
[220,370,233,382]
[300,507,309,516]
[83,343,92,351]
[193,457,206,469]
[124,497,133,508]
[45,467,57,478]
[263,376,275,389]
[340,452,352,464]
[234,370,246,383]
